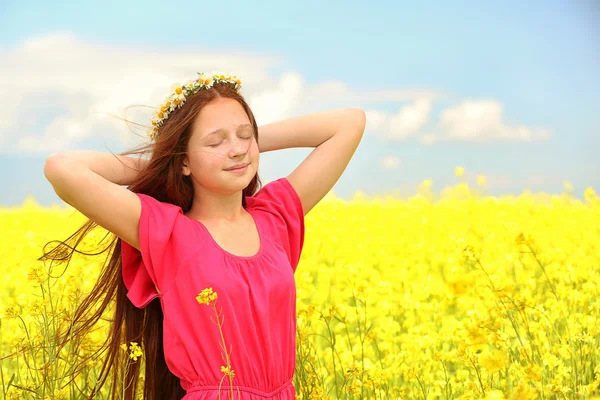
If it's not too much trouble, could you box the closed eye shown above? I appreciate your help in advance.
[208,136,251,147]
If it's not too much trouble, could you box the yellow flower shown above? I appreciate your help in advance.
[220,365,236,378]
[512,383,538,399]
[514,232,535,246]
[525,364,542,381]
[584,186,596,201]
[121,341,143,362]
[447,276,476,295]
[3,306,19,318]
[325,304,339,318]
[542,353,561,369]
[129,342,143,361]
[345,379,361,395]
[462,245,478,262]
[365,330,377,342]
[28,300,44,316]
[483,389,505,399]
[344,362,360,379]
[404,366,420,380]
[479,348,508,374]
[27,266,47,284]
[455,166,465,177]
[477,175,487,186]
[196,287,218,305]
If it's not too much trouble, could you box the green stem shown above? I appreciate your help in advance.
[211,304,235,399]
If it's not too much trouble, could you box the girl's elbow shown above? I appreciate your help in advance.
[348,108,366,133]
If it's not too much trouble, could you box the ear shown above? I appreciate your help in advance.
[182,157,190,176]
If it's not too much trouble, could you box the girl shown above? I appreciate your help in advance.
[42,72,365,400]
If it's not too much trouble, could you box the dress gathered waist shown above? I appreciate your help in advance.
[186,378,293,398]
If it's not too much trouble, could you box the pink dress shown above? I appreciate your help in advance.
[121,177,304,399]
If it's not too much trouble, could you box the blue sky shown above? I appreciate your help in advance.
[0,0,598,206]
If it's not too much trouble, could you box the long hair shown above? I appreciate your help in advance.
[38,82,262,400]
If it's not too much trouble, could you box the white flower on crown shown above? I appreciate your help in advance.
[197,73,213,87]
[170,83,183,94]
[163,97,175,112]
[183,78,196,91]
[172,92,186,108]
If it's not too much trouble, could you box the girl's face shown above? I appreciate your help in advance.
[182,97,259,194]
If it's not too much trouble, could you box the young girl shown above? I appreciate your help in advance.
[43,72,365,400]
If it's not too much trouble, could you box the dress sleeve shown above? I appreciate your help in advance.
[121,193,184,308]
[251,177,305,272]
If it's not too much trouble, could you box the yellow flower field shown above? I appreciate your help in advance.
[1,177,599,399]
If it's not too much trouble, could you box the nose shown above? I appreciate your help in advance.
[229,136,250,157]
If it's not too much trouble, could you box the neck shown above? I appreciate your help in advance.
[185,188,246,223]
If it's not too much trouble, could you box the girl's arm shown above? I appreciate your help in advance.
[47,150,149,187]
[43,151,150,250]
[257,108,364,152]
[257,107,366,215]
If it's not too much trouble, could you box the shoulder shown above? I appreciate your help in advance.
[134,193,200,249]
[136,193,187,227]
[137,193,185,215]
[246,177,305,272]
[246,177,304,241]
[246,177,304,218]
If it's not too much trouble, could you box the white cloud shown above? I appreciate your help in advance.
[1,32,447,154]
[250,79,445,126]
[3,32,544,154]
[363,98,551,145]
[303,81,444,107]
[380,155,402,169]
[420,99,551,144]
[365,98,433,140]
[249,72,304,125]
[0,32,281,154]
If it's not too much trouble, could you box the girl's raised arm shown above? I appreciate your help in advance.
[258,107,366,215]
[43,151,147,250]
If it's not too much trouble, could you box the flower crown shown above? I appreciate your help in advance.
[148,72,242,141]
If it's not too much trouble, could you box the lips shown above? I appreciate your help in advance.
[225,163,248,171]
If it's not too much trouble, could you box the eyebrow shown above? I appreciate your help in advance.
[207,123,253,137]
